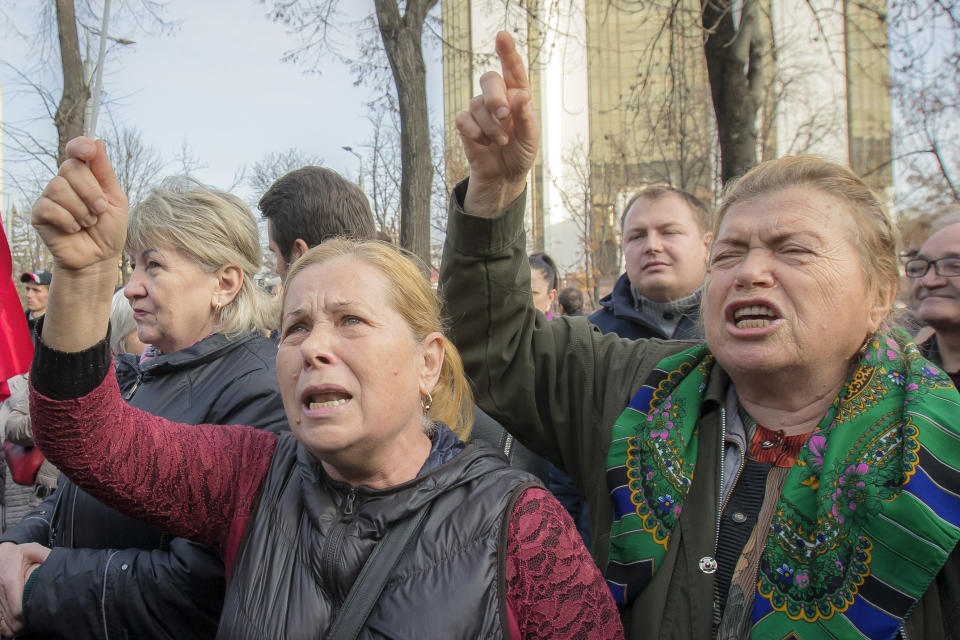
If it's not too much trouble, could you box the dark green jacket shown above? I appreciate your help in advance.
[439,181,960,639]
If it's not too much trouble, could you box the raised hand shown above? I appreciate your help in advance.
[0,542,50,637]
[455,31,540,217]
[32,137,128,272]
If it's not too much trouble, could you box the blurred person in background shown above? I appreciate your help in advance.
[20,271,51,339]
[558,287,585,317]
[908,216,960,387]
[259,166,376,279]
[528,252,558,320]
[108,288,147,357]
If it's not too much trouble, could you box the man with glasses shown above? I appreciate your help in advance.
[908,219,960,386]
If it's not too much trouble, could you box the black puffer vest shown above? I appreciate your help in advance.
[218,429,540,639]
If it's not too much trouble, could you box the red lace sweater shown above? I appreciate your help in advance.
[30,365,623,639]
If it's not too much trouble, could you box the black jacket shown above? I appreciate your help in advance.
[1,332,287,640]
[218,426,539,638]
[469,407,551,484]
[588,273,702,340]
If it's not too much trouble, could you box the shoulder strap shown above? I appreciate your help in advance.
[324,501,432,640]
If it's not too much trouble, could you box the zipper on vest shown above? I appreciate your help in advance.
[343,489,355,516]
[123,373,143,401]
[322,487,357,613]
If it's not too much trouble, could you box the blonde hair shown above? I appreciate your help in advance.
[126,177,276,337]
[282,239,475,439]
[715,155,899,307]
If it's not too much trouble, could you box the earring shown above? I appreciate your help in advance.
[421,391,433,412]
[214,301,222,313]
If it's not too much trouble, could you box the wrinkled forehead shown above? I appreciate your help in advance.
[283,256,390,312]
[715,188,855,244]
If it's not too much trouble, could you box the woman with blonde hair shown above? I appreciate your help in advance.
[8,137,624,638]
[0,175,286,639]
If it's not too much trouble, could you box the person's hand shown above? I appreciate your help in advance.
[455,31,540,217]
[32,137,128,273]
[0,542,50,637]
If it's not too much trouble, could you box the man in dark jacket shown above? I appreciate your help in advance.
[20,270,51,340]
[589,187,712,340]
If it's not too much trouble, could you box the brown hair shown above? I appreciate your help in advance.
[281,240,474,439]
[259,166,375,261]
[621,185,713,233]
[715,155,898,307]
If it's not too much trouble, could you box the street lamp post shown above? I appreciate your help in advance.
[341,146,364,193]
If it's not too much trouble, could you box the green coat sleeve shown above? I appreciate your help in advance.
[439,179,688,502]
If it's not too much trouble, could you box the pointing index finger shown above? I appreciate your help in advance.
[496,31,529,93]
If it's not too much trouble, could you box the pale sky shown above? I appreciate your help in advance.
[0,0,446,210]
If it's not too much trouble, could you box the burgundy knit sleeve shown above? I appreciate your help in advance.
[30,368,276,564]
[505,487,625,640]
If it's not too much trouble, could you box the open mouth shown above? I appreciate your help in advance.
[733,304,779,329]
[304,391,352,409]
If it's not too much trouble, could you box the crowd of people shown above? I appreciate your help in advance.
[1,29,958,640]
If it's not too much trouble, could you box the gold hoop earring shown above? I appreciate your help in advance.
[421,391,433,412]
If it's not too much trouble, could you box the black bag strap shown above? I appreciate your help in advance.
[324,501,432,640]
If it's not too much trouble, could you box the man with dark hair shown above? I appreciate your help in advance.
[259,166,376,277]
[589,186,713,340]
[20,270,52,338]
[558,287,585,316]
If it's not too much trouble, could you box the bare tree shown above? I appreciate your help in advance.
[2,1,172,201]
[263,0,438,265]
[550,138,623,304]
[246,147,325,200]
[364,97,402,242]
[890,0,960,209]
[54,0,87,164]
[102,122,165,207]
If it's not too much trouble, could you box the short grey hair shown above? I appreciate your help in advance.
[126,177,276,337]
[109,289,137,356]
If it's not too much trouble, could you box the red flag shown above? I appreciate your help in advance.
[0,221,34,402]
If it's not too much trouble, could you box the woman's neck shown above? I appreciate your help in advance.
[321,428,433,490]
[731,368,847,437]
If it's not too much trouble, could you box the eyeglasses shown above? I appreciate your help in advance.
[904,257,960,279]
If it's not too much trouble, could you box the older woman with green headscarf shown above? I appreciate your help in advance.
[438,31,960,640]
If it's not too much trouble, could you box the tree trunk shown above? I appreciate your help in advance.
[701,0,765,183]
[54,0,88,165]
[374,0,437,266]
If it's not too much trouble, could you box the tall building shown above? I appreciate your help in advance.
[441,0,892,280]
